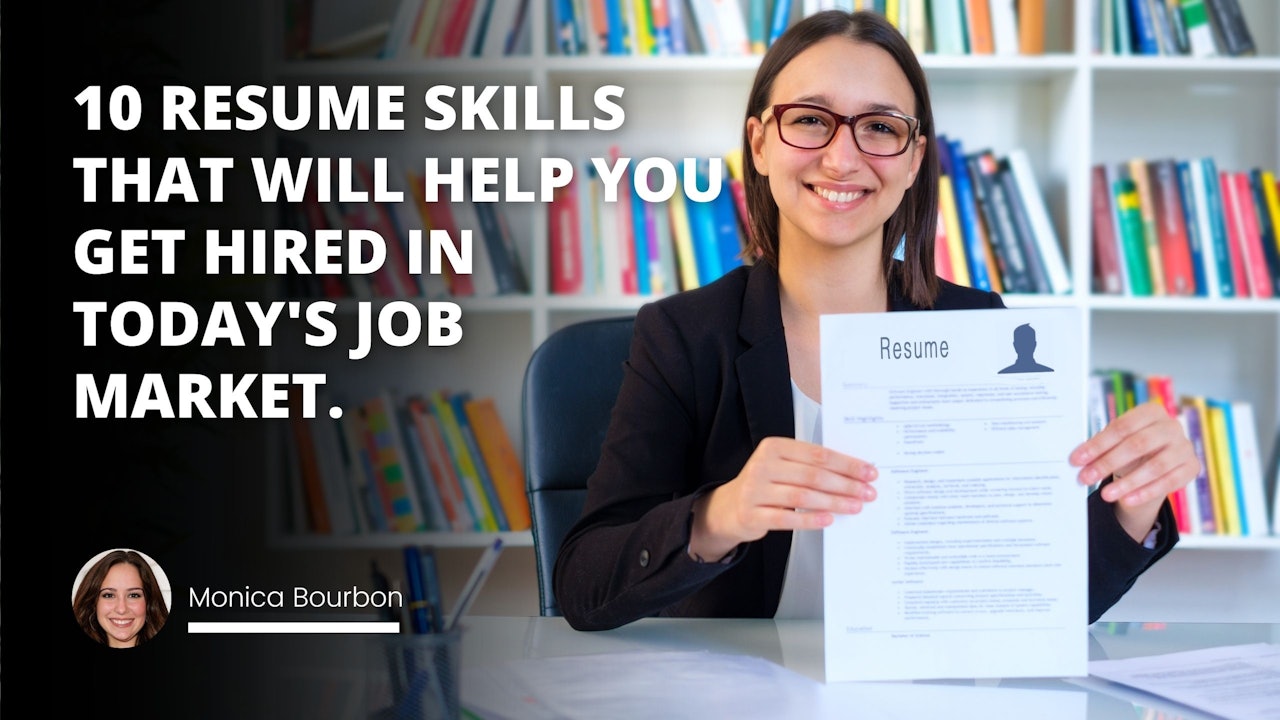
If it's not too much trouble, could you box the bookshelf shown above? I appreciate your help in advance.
[266,0,1280,620]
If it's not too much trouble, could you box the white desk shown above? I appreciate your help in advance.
[453,617,1279,720]
[260,617,1278,719]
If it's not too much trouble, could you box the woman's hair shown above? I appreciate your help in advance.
[73,549,169,646]
[742,9,940,307]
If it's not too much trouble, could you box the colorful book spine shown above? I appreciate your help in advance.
[429,390,500,532]
[449,392,510,531]
[943,136,992,292]
[463,396,532,531]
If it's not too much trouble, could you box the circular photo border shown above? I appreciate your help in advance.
[71,548,174,648]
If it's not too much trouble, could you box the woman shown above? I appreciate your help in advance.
[553,10,1197,632]
[73,549,170,648]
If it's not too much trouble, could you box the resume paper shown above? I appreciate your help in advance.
[819,307,1088,682]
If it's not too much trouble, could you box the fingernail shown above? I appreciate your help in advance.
[863,486,876,501]
[1079,467,1099,485]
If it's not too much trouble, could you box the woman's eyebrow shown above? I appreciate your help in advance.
[787,95,907,114]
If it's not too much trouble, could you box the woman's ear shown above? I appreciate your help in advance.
[747,116,768,176]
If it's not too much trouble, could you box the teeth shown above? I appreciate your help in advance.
[814,186,864,203]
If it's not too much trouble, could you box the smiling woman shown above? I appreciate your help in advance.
[72,549,172,649]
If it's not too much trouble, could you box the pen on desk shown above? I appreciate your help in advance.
[445,537,504,631]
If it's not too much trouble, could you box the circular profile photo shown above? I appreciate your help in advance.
[71,548,173,649]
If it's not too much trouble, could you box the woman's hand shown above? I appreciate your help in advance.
[689,437,878,562]
[1069,401,1200,543]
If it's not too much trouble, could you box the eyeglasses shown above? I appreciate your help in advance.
[763,103,919,157]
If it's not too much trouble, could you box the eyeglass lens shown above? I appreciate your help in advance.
[777,106,912,155]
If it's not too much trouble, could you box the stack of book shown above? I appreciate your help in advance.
[283,386,531,536]
[550,0,1048,57]
[284,0,533,60]
[935,137,1072,295]
[548,152,748,296]
[1090,159,1280,298]
[1094,0,1256,57]
[276,145,530,301]
[1089,369,1274,538]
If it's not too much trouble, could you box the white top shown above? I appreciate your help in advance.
[773,380,824,620]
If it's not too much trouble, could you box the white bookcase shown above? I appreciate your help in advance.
[267,0,1280,620]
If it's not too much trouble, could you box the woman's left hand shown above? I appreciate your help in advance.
[1069,401,1200,542]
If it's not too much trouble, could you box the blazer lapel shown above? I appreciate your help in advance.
[735,262,793,445]
[734,262,794,614]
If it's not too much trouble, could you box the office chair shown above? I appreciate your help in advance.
[522,315,635,617]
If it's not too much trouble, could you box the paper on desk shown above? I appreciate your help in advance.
[460,650,1088,720]
[819,307,1088,682]
[460,650,824,719]
[1087,643,1280,720]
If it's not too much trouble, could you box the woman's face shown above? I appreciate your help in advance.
[96,562,147,648]
[748,36,925,260]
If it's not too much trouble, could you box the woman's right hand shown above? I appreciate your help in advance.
[688,437,878,562]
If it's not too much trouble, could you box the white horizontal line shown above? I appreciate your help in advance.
[188,621,401,634]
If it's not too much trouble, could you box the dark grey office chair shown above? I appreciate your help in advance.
[522,316,635,617]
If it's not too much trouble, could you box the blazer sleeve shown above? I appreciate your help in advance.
[553,302,745,631]
[1086,478,1179,622]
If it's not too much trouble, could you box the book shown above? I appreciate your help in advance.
[1179,0,1218,57]
[578,160,604,294]
[929,0,968,54]
[967,150,1030,293]
[937,173,972,287]
[552,0,584,54]
[309,398,362,534]
[549,172,584,294]
[1146,158,1197,296]
[1204,399,1241,536]
[942,136,992,292]
[396,401,449,531]
[1229,170,1273,298]
[361,392,429,532]
[463,396,532,531]
[428,390,500,532]
[1249,168,1280,296]
[1203,0,1255,56]
[406,395,474,532]
[629,174,654,295]
[963,0,995,54]
[337,403,390,532]
[1162,0,1192,53]
[1126,157,1166,295]
[408,170,475,296]
[288,386,332,534]
[451,194,502,297]
[768,0,793,48]
[1175,158,1214,297]
[1018,0,1046,53]
[1199,157,1236,297]
[449,392,510,531]
[667,177,701,291]
[988,0,1019,55]
[1127,0,1162,54]
[1004,149,1070,295]
[1227,402,1269,537]
[471,198,530,294]
[1091,164,1126,295]
[1111,167,1154,296]
[354,160,418,297]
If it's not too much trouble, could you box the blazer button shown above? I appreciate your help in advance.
[638,549,650,567]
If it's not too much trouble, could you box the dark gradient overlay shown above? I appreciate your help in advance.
[19,2,433,716]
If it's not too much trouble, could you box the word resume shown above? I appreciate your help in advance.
[819,307,1088,682]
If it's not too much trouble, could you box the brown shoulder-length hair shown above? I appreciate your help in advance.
[73,549,169,647]
[742,9,940,307]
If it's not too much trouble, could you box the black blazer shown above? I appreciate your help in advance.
[554,262,1177,631]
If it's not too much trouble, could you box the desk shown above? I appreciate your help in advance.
[453,617,1279,720]
[259,618,1277,719]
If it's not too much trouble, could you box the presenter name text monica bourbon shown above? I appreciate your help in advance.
[189,585,403,610]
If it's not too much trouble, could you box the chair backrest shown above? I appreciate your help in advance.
[522,315,635,616]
